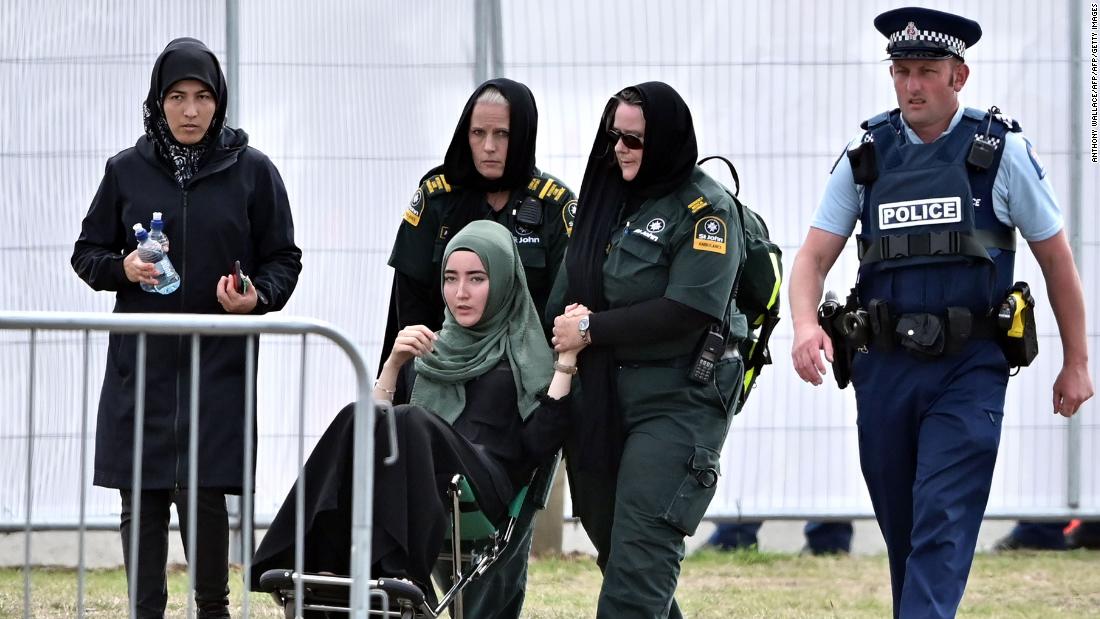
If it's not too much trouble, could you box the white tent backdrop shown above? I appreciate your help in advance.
[1,0,1097,529]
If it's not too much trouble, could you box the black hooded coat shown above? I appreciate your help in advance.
[71,38,303,492]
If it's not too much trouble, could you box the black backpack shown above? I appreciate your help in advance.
[698,156,783,413]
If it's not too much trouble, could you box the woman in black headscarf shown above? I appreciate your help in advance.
[548,82,747,618]
[380,78,577,618]
[71,38,302,618]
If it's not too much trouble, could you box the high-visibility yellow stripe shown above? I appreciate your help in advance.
[750,255,782,327]
[766,253,781,309]
[742,337,760,393]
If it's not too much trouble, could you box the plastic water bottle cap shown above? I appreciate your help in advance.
[133,223,148,240]
[152,211,162,221]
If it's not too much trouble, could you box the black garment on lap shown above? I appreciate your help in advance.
[250,362,570,589]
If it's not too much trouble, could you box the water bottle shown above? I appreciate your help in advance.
[149,211,169,251]
[132,223,180,295]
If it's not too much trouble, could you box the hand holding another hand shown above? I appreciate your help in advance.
[552,303,591,354]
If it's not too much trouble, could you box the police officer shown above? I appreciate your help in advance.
[551,82,745,618]
[384,77,575,619]
[789,8,1093,618]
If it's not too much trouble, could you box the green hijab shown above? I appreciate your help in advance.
[410,220,554,423]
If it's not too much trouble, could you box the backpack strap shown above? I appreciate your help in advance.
[697,156,748,341]
[697,155,740,196]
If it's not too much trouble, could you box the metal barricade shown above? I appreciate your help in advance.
[0,310,397,618]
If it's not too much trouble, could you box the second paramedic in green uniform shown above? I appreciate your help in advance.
[550,82,746,618]
[385,77,575,619]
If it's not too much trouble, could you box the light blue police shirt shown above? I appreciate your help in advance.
[812,106,1064,242]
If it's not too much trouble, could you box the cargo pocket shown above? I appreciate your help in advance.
[713,355,745,417]
[660,444,721,536]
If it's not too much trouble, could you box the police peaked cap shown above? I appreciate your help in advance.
[874,7,981,60]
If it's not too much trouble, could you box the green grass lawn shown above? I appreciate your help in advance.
[3,549,1100,617]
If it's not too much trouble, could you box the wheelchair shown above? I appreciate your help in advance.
[259,453,557,618]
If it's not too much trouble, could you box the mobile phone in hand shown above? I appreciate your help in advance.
[233,260,247,294]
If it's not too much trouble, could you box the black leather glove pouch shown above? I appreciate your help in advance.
[896,313,945,358]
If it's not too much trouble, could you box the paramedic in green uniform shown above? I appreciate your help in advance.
[384,78,575,619]
[550,82,746,619]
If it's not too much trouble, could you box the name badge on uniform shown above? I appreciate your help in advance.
[514,224,542,244]
[693,216,727,254]
[878,197,961,230]
[630,228,661,243]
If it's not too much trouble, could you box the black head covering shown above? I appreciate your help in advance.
[442,78,538,192]
[432,78,540,239]
[564,81,698,473]
[142,37,228,186]
[874,7,981,60]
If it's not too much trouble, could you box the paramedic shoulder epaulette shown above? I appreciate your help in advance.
[422,174,453,197]
[403,174,452,227]
[528,172,577,236]
[526,173,570,205]
[679,179,722,217]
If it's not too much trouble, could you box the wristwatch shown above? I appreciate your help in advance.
[578,315,591,344]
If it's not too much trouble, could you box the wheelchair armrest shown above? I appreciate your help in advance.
[257,568,296,593]
[528,450,562,510]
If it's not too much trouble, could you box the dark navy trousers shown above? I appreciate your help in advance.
[708,521,853,553]
[852,340,1008,619]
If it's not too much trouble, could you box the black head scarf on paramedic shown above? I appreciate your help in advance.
[564,81,699,472]
[434,78,539,236]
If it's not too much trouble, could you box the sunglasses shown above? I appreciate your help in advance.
[607,128,644,150]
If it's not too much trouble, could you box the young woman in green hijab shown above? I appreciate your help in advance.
[252,220,580,595]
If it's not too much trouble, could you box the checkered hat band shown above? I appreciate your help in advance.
[889,29,966,57]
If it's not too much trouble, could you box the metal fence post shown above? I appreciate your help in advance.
[226,0,240,128]
[22,330,36,619]
[474,0,503,85]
